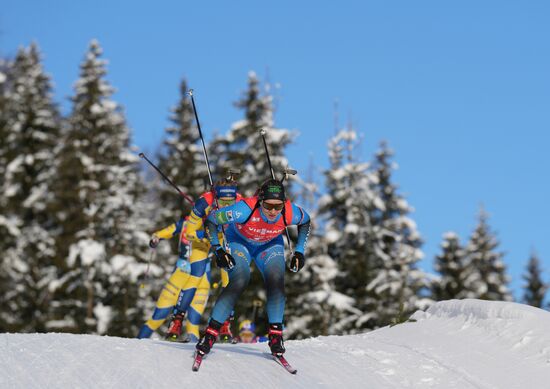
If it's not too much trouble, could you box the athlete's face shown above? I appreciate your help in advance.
[262,199,284,220]
[217,196,235,208]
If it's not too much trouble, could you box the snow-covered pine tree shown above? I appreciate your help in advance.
[285,170,359,338]
[155,78,206,223]
[50,40,150,336]
[522,249,547,308]
[0,44,61,332]
[464,207,512,301]
[286,242,362,338]
[366,141,430,327]
[0,56,9,186]
[432,232,471,301]
[319,127,383,333]
[219,71,293,196]
[0,54,18,331]
[147,78,209,274]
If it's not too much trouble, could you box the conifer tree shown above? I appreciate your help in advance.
[0,44,61,332]
[148,78,209,272]
[155,78,206,224]
[319,127,382,333]
[285,220,360,338]
[367,141,430,327]
[432,232,470,300]
[50,40,149,335]
[286,246,360,338]
[0,56,15,243]
[0,57,9,187]
[217,71,293,196]
[464,207,512,301]
[0,55,17,330]
[284,166,355,338]
[522,250,547,308]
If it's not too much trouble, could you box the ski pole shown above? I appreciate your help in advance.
[259,130,297,182]
[188,89,214,187]
[140,247,157,289]
[259,128,295,264]
[188,89,234,270]
[260,129,276,179]
[139,152,194,205]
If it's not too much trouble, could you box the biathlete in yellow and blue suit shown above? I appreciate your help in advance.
[162,178,243,341]
[136,217,208,341]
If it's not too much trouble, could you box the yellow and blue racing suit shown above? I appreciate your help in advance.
[137,218,211,341]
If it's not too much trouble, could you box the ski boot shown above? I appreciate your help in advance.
[218,316,234,343]
[196,319,223,355]
[268,323,285,355]
[165,311,185,341]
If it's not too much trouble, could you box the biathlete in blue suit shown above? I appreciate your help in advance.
[195,179,311,356]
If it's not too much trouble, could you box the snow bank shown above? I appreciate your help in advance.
[1,299,549,388]
[410,299,550,376]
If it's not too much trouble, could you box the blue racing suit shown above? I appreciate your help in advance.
[205,196,311,325]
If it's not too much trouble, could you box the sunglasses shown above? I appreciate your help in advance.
[218,198,235,207]
[262,202,284,211]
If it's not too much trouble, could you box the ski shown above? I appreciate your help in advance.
[272,353,297,374]
[165,336,191,344]
[191,351,204,372]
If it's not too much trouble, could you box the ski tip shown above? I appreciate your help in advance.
[192,351,204,372]
[272,353,298,374]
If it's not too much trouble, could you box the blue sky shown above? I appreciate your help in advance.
[2,1,550,300]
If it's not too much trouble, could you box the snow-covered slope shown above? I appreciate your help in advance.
[2,299,549,388]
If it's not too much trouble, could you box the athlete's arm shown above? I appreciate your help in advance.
[184,196,211,242]
[205,201,253,246]
[185,211,207,242]
[290,204,311,254]
[153,217,185,240]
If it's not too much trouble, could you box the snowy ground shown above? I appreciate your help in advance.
[1,299,549,389]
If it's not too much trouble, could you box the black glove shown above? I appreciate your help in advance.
[213,246,236,269]
[289,252,305,272]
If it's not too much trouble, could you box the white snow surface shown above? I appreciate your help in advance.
[1,299,549,389]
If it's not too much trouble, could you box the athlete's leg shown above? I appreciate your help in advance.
[217,262,234,342]
[137,268,190,338]
[185,271,210,341]
[173,240,210,313]
[210,242,252,324]
[254,242,286,324]
[254,241,287,354]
